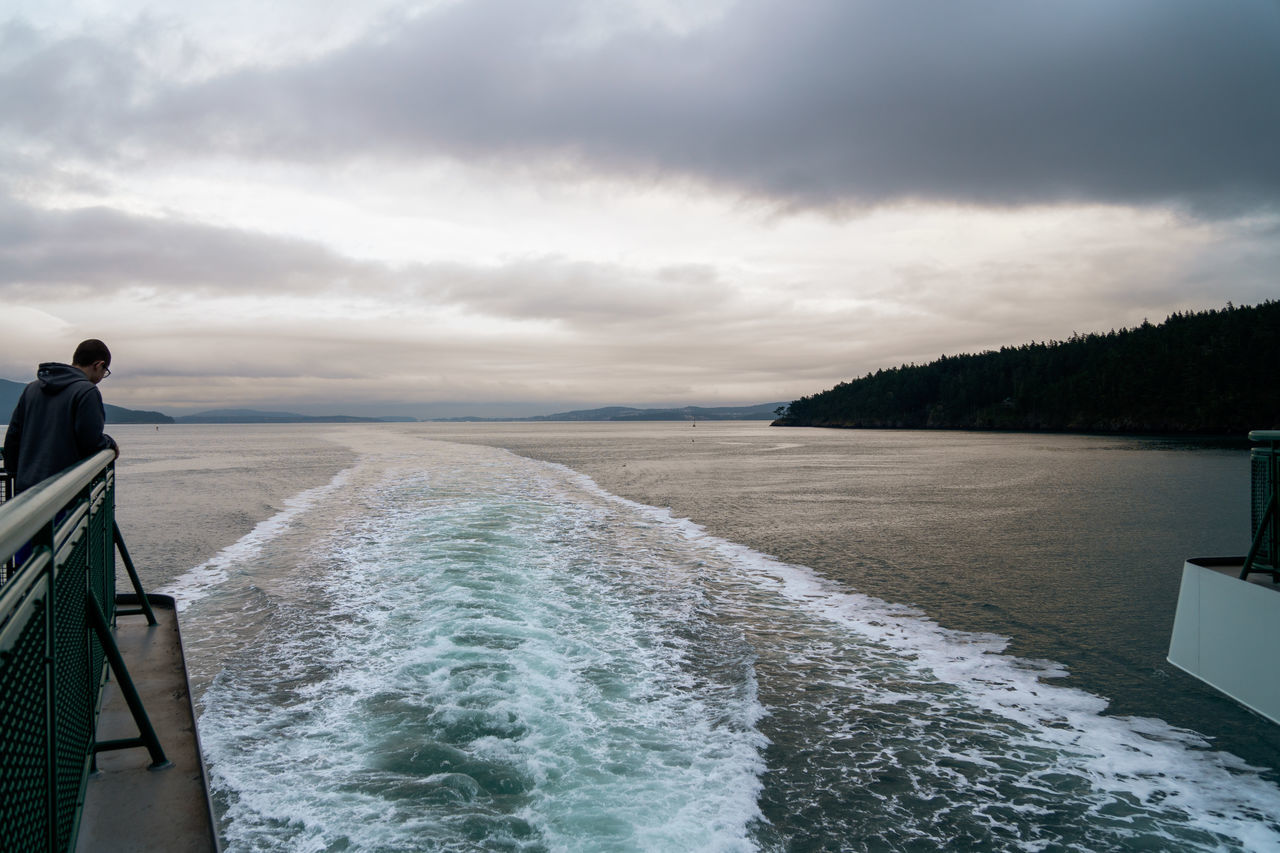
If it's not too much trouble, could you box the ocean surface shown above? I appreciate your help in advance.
[105,422,1280,851]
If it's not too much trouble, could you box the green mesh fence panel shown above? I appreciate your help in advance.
[0,460,117,852]
[54,531,94,851]
[1253,447,1276,570]
[94,485,115,626]
[0,595,54,851]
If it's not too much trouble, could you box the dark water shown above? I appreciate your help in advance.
[107,423,1280,851]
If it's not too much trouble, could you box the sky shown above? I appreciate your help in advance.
[1,0,1277,418]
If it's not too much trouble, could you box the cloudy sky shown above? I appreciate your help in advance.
[1,0,1277,417]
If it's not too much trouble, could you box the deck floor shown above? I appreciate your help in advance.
[1189,556,1280,591]
[78,595,219,852]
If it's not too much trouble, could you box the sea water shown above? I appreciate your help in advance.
[107,423,1280,851]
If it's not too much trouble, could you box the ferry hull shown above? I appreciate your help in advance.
[1168,557,1280,725]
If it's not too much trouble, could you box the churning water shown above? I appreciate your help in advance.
[108,424,1280,851]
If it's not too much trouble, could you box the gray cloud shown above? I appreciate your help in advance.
[429,259,735,327]
[3,187,1273,414]
[0,194,393,296]
[0,192,750,335]
[43,0,1266,215]
[0,20,141,156]
[0,190,923,409]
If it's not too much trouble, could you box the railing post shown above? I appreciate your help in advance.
[35,523,58,853]
[1,450,12,582]
[112,523,157,625]
[86,594,171,770]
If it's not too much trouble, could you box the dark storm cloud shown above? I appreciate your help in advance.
[120,0,1280,215]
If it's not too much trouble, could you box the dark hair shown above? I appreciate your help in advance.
[72,339,111,368]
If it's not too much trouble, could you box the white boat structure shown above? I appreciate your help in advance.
[1169,430,1280,723]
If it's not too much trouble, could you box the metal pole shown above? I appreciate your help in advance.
[1241,493,1277,581]
[1240,433,1280,581]
[112,523,157,625]
[86,594,171,770]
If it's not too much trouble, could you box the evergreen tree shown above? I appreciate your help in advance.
[775,301,1280,434]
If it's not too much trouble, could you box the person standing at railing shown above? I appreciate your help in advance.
[3,338,120,495]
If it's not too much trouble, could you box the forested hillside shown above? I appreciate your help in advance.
[774,301,1279,435]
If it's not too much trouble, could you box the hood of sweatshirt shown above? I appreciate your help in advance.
[36,362,92,395]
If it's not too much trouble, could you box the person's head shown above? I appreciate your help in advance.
[72,339,112,385]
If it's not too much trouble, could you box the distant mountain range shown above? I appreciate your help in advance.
[175,403,787,423]
[106,404,175,424]
[437,403,787,422]
[171,409,411,424]
[1,380,785,424]
[1,378,175,424]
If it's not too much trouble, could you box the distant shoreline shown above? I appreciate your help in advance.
[101,403,788,425]
[769,419,1253,445]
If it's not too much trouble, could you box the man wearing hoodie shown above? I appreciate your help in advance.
[4,339,120,495]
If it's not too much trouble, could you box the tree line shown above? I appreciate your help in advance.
[774,300,1280,435]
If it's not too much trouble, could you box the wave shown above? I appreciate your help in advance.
[181,441,1280,851]
[159,467,353,610]
[552,457,1280,850]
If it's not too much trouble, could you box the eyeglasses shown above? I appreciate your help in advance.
[99,363,111,378]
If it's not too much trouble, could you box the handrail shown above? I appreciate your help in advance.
[0,448,168,853]
[0,449,116,567]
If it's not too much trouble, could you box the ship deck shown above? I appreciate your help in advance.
[1187,555,1280,590]
[77,594,219,852]
[1169,556,1280,725]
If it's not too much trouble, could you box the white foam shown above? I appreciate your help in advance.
[159,467,352,610]
[189,443,1280,850]
[197,452,768,851]
[717,542,1280,845]
[542,458,1280,849]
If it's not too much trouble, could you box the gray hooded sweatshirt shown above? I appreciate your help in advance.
[3,363,116,494]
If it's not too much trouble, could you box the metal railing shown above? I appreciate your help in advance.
[1241,430,1280,581]
[0,450,167,852]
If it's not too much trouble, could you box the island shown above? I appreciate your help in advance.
[773,300,1279,435]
